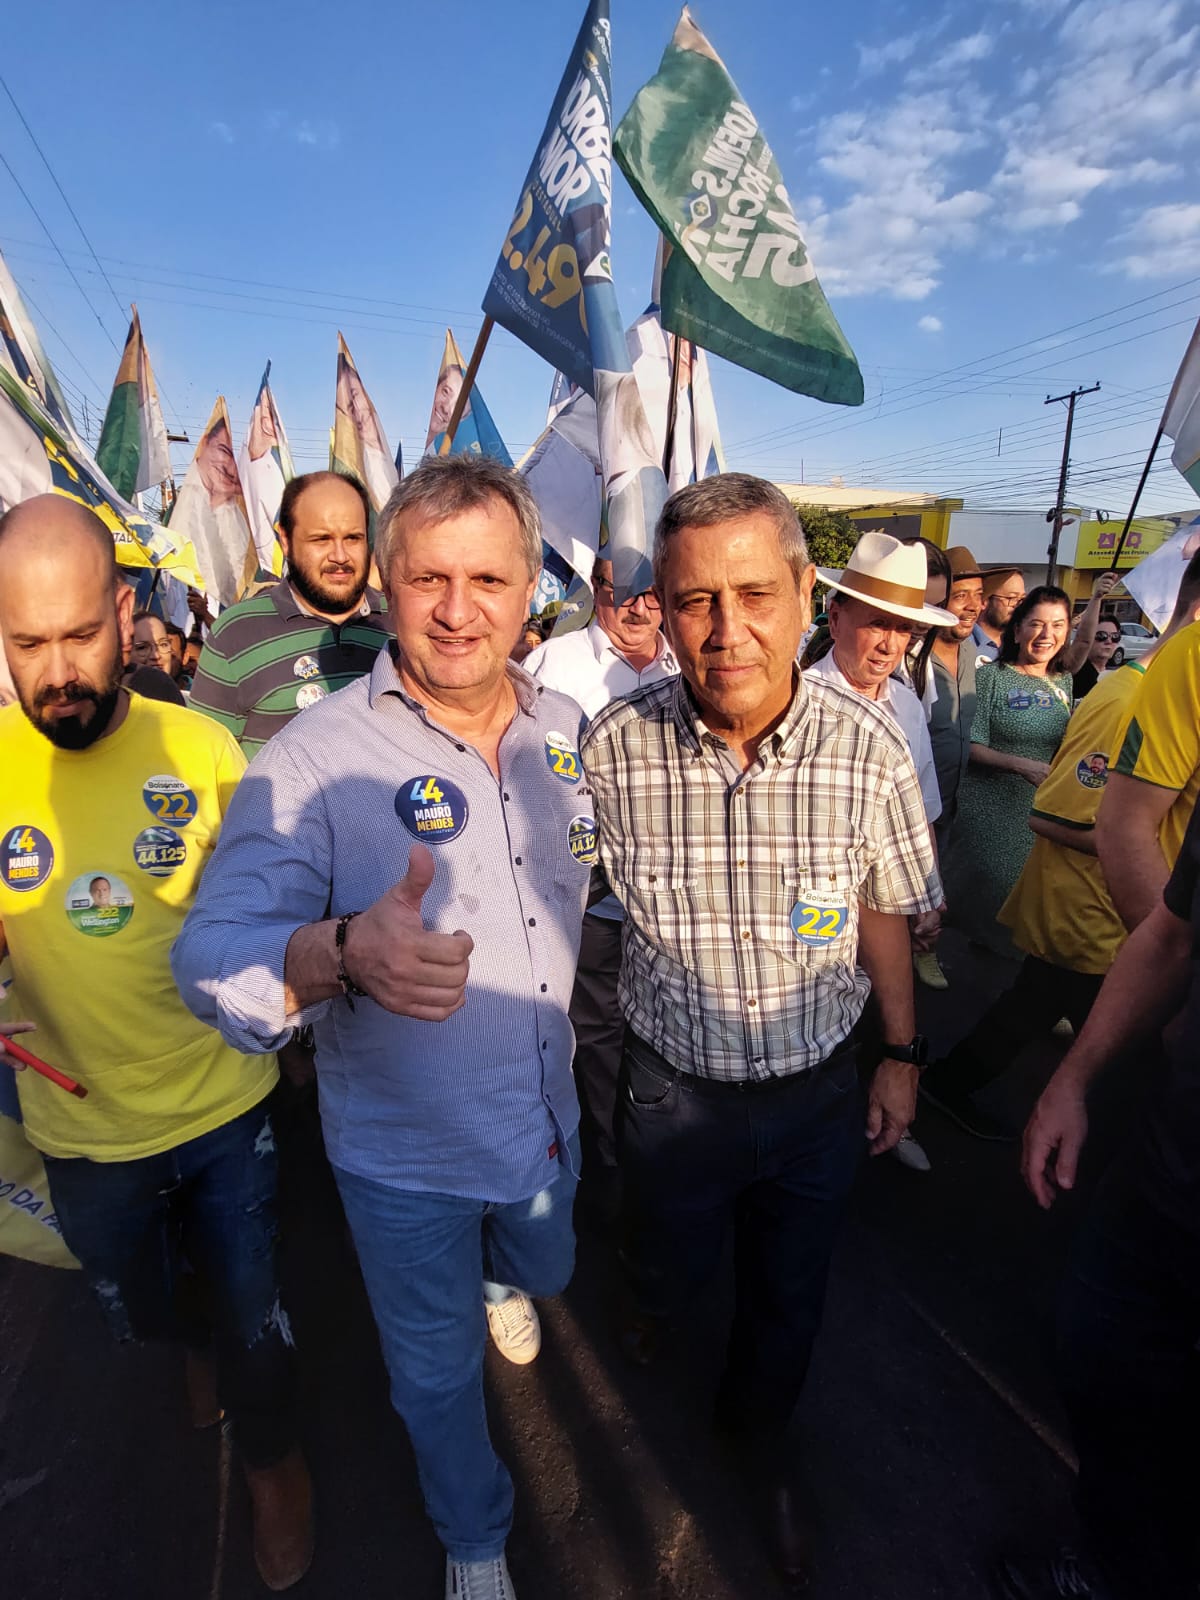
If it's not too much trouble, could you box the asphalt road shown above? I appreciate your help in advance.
[0,933,1129,1600]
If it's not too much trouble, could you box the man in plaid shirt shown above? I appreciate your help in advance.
[581,475,940,1590]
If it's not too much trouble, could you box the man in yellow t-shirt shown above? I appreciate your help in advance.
[0,496,310,1592]
[921,557,1200,1140]
[1098,612,1200,932]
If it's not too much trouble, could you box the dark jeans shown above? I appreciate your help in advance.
[930,955,1103,1097]
[43,1099,297,1468]
[568,913,625,1174]
[1057,1152,1200,1600]
[616,1030,864,1439]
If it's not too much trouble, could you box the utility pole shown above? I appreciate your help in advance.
[1044,383,1100,586]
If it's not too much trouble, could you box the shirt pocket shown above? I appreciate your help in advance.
[778,864,857,963]
[616,846,697,933]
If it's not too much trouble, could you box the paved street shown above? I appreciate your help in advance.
[0,933,1129,1600]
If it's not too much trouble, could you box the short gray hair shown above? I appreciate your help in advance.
[375,454,542,579]
[652,473,809,592]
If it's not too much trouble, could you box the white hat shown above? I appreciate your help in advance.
[816,531,958,627]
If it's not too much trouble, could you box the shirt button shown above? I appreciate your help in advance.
[742,930,750,939]
[748,999,757,1008]
[503,792,510,802]
[456,743,466,752]
[648,873,657,883]
[737,859,746,867]
[528,917,537,927]
[540,983,548,993]
[515,856,523,865]
[541,1040,548,1050]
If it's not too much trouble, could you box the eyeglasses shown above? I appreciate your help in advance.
[1094,631,1120,642]
[133,639,173,658]
[594,577,661,612]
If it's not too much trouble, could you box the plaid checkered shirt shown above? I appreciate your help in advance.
[580,671,942,1082]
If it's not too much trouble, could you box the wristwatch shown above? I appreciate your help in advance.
[882,1035,929,1068]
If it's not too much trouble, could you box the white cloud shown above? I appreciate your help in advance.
[262,110,340,151]
[918,315,944,333]
[1139,201,1200,240]
[857,32,921,77]
[208,120,235,145]
[1111,201,1200,276]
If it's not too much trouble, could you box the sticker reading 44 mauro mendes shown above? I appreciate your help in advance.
[395,776,469,844]
[2,825,55,893]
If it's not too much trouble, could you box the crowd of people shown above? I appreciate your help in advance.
[0,458,1197,1600]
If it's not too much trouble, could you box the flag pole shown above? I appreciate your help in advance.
[439,317,495,456]
[662,334,684,476]
[1108,425,1165,571]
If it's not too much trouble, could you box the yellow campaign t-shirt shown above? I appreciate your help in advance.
[0,693,277,1161]
[1000,664,1145,974]
[1111,620,1200,869]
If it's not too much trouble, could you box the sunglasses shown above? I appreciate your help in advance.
[1094,631,1120,642]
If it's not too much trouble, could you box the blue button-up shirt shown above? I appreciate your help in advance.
[172,646,591,1202]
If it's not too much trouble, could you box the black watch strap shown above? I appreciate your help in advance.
[883,1035,929,1067]
[335,912,367,1009]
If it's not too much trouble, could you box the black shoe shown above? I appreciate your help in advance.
[995,1548,1115,1599]
[919,1074,1016,1142]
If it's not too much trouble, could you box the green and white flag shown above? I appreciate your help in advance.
[614,7,863,406]
[96,306,172,503]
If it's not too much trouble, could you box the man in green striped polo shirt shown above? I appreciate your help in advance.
[190,471,391,758]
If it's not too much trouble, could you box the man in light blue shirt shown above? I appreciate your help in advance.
[173,456,591,1600]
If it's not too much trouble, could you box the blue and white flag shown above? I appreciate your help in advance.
[425,329,512,465]
[482,0,666,598]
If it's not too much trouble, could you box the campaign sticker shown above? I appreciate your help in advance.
[1076,752,1109,790]
[395,776,469,845]
[292,655,320,681]
[567,815,598,867]
[65,871,134,937]
[1006,689,1032,711]
[544,729,581,785]
[296,682,328,711]
[790,891,849,948]
[1031,686,1055,710]
[2,825,55,893]
[142,775,198,828]
[132,826,189,878]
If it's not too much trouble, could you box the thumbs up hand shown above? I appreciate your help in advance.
[342,843,474,1020]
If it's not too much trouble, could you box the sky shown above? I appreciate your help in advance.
[3,0,1199,519]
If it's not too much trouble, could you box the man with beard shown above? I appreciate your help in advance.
[190,471,390,758]
[0,495,311,1591]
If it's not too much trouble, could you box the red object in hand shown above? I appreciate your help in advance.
[1,1036,87,1098]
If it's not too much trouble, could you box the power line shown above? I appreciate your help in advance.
[0,147,119,351]
[0,75,127,324]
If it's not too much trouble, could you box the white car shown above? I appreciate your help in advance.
[1110,622,1157,666]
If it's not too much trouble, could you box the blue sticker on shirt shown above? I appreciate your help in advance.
[567,815,598,867]
[132,826,189,878]
[544,729,581,785]
[293,654,320,680]
[790,892,848,947]
[1031,687,1055,710]
[396,776,469,844]
[142,774,198,828]
[2,825,55,893]
[1076,753,1109,790]
[1006,689,1032,711]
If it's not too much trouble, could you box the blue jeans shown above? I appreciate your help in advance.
[334,1136,579,1561]
[42,1098,296,1467]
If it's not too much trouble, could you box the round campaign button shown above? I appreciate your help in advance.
[1031,686,1055,710]
[64,871,134,937]
[544,729,581,785]
[790,890,849,948]
[2,825,55,893]
[1076,752,1109,790]
[142,774,198,828]
[132,826,189,878]
[395,776,469,845]
[567,815,598,867]
[292,654,320,680]
[296,682,328,711]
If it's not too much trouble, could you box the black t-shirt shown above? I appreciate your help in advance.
[1072,660,1100,700]
[1139,798,1200,1225]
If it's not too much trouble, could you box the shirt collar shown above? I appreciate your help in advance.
[808,648,894,708]
[588,618,676,674]
[271,578,384,623]
[670,667,812,762]
[368,641,541,719]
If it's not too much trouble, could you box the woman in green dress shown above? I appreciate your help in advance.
[947,586,1074,955]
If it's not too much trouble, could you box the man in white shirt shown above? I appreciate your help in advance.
[806,532,956,1174]
[524,556,678,1221]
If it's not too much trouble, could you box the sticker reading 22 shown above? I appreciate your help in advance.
[544,730,582,785]
[790,893,849,948]
[142,775,198,827]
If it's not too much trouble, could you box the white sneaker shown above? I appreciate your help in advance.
[892,1131,932,1172]
[445,1553,517,1599]
[484,1291,541,1365]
